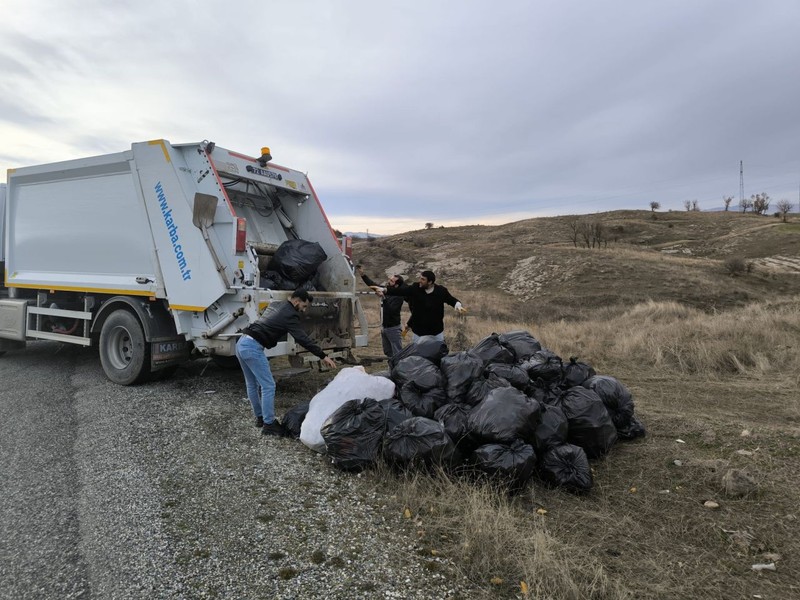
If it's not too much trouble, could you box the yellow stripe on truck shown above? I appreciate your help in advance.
[169,304,208,312]
[148,139,171,163]
[6,283,154,296]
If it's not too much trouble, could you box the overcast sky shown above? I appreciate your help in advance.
[2,0,799,234]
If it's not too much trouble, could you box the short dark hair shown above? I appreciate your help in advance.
[394,275,404,286]
[421,270,435,283]
[292,289,313,303]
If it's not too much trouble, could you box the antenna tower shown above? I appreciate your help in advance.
[739,160,744,205]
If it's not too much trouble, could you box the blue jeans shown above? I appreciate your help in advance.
[412,332,444,344]
[381,325,403,358]
[235,335,276,424]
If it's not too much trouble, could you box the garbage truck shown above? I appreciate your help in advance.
[0,140,368,384]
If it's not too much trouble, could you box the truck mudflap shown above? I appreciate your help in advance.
[150,338,190,368]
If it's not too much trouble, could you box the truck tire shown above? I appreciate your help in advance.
[99,309,151,385]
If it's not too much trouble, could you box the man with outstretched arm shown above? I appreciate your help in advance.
[373,270,466,343]
[356,264,408,358]
[236,289,338,436]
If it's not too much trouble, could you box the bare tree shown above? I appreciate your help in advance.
[575,219,609,248]
[650,201,660,212]
[751,193,770,215]
[566,217,581,247]
[591,221,608,248]
[691,199,700,212]
[722,195,733,211]
[683,199,692,211]
[739,197,753,213]
[777,199,794,222]
[424,222,434,230]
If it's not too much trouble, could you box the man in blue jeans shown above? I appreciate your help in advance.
[236,289,337,436]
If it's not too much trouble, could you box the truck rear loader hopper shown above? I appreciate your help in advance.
[0,140,368,384]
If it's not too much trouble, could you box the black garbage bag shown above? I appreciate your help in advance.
[556,387,617,458]
[538,443,593,494]
[384,417,458,472]
[377,397,413,433]
[399,382,448,418]
[533,404,569,452]
[268,239,328,283]
[616,414,647,440]
[562,357,597,388]
[321,398,385,472]
[434,402,476,450]
[440,351,485,403]
[282,401,310,438]
[391,355,443,390]
[294,273,323,292]
[260,269,296,291]
[372,369,392,380]
[582,375,635,429]
[468,386,542,444]
[470,439,537,491]
[485,363,530,390]
[464,373,510,407]
[471,333,516,366]
[388,336,449,370]
[521,349,564,385]
[498,330,542,362]
[526,377,563,406]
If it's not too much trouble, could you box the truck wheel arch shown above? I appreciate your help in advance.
[91,297,177,341]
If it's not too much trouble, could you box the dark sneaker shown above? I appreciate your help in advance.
[255,416,264,428]
[261,420,286,437]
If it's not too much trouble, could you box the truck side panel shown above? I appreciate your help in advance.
[5,155,156,295]
[1,183,6,264]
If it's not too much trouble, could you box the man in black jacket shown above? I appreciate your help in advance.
[374,270,466,342]
[235,289,337,436]
[357,265,408,358]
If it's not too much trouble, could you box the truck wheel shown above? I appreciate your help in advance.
[99,309,151,385]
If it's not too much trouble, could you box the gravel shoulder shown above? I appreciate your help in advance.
[0,344,474,599]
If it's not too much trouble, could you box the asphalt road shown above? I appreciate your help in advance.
[0,342,468,600]
[0,343,179,599]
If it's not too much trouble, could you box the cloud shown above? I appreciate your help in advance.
[2,0,799,232]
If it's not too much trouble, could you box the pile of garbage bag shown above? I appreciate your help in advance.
[295,330,646,494]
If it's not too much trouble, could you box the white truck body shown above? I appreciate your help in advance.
[0,183,5,264]
[0,140,368,384]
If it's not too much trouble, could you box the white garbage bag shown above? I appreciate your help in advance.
[300,366,396,453]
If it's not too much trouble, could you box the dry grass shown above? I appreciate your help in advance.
[354,295,800,599]
[381,469,631,599]
[445,295,800,379]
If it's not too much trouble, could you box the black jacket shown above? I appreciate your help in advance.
[241,300,326,359]
[385,283,459,336]
[360,273,406,328]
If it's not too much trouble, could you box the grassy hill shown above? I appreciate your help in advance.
[352,210,800,322]
[346,209,800,599]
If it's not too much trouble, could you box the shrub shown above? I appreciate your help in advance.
[723,257,747,276]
